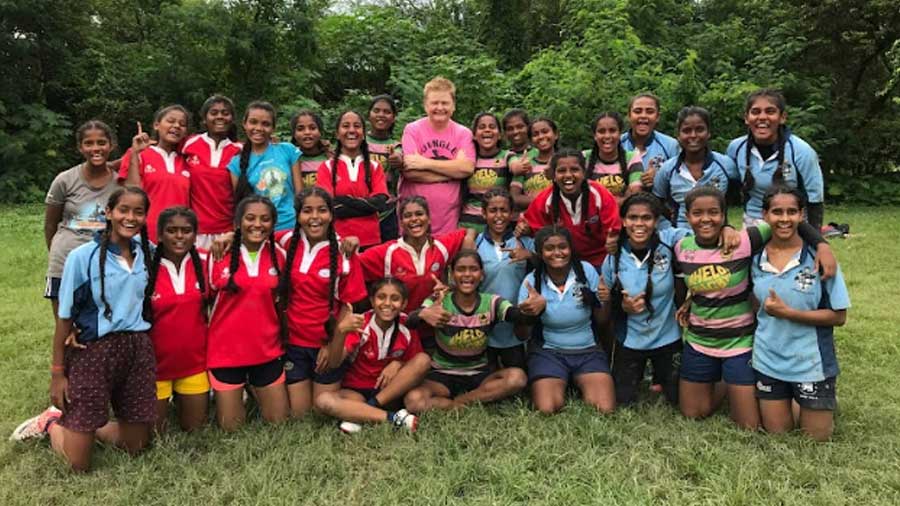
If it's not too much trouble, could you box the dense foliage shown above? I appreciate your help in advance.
[2,0,898,202]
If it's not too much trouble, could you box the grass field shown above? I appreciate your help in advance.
[1,204,899,505]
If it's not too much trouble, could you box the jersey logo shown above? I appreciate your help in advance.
[653,251,670,273]
[470,168,499,191]
[390,349,405,358]
[395,267,407,276]
[587,215,599,225]
[799,382,816,395]
[220,267,230,279]
[447,328,487,350]
[708,176,722,188]
[151,292,162,301]
[318,268,330,278]
[756,381,772,393]
[187,155,200,166]
[572,283,586,306]
[268,267,278,276]
[687,264,731,292]
[144,163,157,174]
[430,262,441,272]
[780,163,793,179]
[181,170,191,178]
[794,267,816,292]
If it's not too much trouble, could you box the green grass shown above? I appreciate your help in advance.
[1,204,899,505]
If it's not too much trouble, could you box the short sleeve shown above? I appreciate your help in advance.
[401,122,419,156]
[437,228,468,259]
[519,236,535,253]
[626,154,645,184]
[45,172,68,205]
[599,257,615,289]
[343,331,362,355]
[339,253,369,304]
[457,126,476,161]
[57,247,90,319]
[359,243,388,281]
[401,327,424,359]
[582,261,600,291]
[118,148,135,182]
[721,155,740,183]
[652,161,672,199]
[315,160,334,194]
[370,161,389,196]
[493,296,513,322]
[793,141,824,204]
[227,152,242,178]
[823,265,851,311]
[279,142,301,166]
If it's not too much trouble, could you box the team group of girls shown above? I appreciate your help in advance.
[15,76,848,472]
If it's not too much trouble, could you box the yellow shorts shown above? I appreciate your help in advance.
[156,371,210,400]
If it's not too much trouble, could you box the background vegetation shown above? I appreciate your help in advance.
[2,0,898,203]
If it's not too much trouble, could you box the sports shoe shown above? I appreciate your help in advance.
[339,421,363,434]
[10,406,62,441]
[390,409,418,432]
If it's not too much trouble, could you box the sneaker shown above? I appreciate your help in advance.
[10,406,62,441]
[390,409,418,432]
[339,421,363,434]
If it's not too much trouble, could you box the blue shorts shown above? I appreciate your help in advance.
[528,347,610,383]
[346,386,379,402]
[754,371,837,411]
[680,344,754,385]
[283,345,348,385]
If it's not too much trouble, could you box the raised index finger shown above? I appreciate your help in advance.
[136,121,143,135]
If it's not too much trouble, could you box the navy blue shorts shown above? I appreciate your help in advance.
[425,369,491,397]
[527,347,610,383]
[346,386,379,402]
[283,345,348,385]
[680,345,754,385]
[754,371,837,411]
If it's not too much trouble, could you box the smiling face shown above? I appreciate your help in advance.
[154,109,188,148]
[553,156,585,198]
[371,283,405,324]
[686,196,725,244]
[204,101,234,138]
[293,115,322,152]
[678,114,710,156]
[298,194,331,243]
[474,115,500,152]
[400,201,430,240]
[451,255,483,295]
[623,203,656,249]
[336,112,364,153]
[106,193,147,243]
[160,215,196,260]
[424,91,455,126]
[540,234,572,271]
[368,99,396,135]
[628,97,660,138]
[763,193,802,242]
[240,202,274,249]
[79,128,113,169]
[594,117,621,159]
[745,96,786,145]
[483,195,512,237]
[243,108,275,149]
[504,115,529,150]
[530,120,557,155]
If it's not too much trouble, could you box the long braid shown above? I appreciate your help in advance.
[580,179,590,234]
[550,182,561,226]
[588,147,599,178]
[616,144,628,178]
[225,227,242,293]
[278,219,303,311]
[323,224,340,337]
[387,314,401,356]
[266,233,282,335]
[98,221,113,320]
[643,233,658,321]
[235,146,253,202]
[741,127,756,204]
[772,124,787,185]
[361,135,372,192]
[143,244,164,323]
[188,246,207,317]
[331,138,342,193]
[610,233,626,324]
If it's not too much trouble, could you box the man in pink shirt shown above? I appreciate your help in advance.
[400,77,476,235]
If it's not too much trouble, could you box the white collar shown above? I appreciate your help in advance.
[338,154,365,182]
[561,194,583,225]
[159,255,191,294]
[677,162,698,184]
[200,132,234,167]
[363,316,396,360]
[148,145,178,173]
[750,145,780,164]
[396,237,440,276]
[759,247,802,275]
[544,269,577,301]
[240,241,267,277]
[297,232,329,274]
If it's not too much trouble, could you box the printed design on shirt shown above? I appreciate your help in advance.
[652,251,670,273]
[646,155,666,171]
[470,168,501,191]
[144,163,157,174]
[780,163,793,179]
[187,155,201,166]
[65,201,107,230]
[687,264,731,292]
[447,328,488,351]
[302,172,318,188]
[524,172,552,195]
[794,266,816,292]
[708,175,722,188]
[422,139,458,160]
[572,283,586,306]
[596,174,625,196]
[256,166,288,199]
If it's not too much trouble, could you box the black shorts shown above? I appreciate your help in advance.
[426,369,491,398]
[283,345,348,385]
[487,344,527,370]
[209,358,285,390]
[611,340,681,406]
[44,276,61,300]
[346,386,379,402]
[754,371,837,411]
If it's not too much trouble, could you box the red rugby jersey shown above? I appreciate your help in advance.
[182,133,242,235]
[342,311,423,390]
[316,155,389,248]
[207,241,285,368]
[359,229,467,312]
[278,230,368,348]
[119,146,191,243]
[149,252,208,380]
[523,180,621,267]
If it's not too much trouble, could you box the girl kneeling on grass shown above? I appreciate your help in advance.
[751,186,849,441]
[403,250,544,412]
[145,207,209,432]
[674,186,835,430]
[519,226,616,414]
[207,196,288,431]
[315,278,431,433]
[13,187,156,472]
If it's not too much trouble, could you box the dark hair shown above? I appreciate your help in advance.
[151,104,190,142]
[471,112,501,157]
[368,95,398,135]
[481,187,514,211]
[547,148,591,233]
[450,248,484,271]
[669,106,713,206]
[529,117,559,151]
[368,277,409,355]
[279,187,341,339]
[99,187,152,321]
[75,120,116,151]
[502,109,530,131]
[762,184,806,211]
[684,185,727,215]
[331,110,373,192]
[611,193,666,324]
[290,109,327,154]
[741,89,788,203]
[398,196,433,243]
[226,195,279,294]
[143,207,206,323]
[588,111,628,178]
[235,101,277,202]
[628,92,661,111]
[199,95,238,141]
[532,225,598,313]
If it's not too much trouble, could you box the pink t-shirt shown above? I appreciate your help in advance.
[399,118,476,235]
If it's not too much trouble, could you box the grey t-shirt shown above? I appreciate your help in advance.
[45,164,119,278]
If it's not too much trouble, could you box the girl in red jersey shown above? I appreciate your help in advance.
[121,105,191,243]
[277,187,368,418]
[207,196,288,431]
[144,207,209,432]
[518,148,621,269]
[316,110,390,250]
[291,110,330,188]
[358,196,476,313]
[182,95,243,250]
[314,278,431,433]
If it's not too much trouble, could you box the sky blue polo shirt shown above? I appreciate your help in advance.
[519,261,599,351]
[751,245,850,383]
[653,151,740,230]
[620,130,680,173]
[57,235,151,343]
[476,232,535,348]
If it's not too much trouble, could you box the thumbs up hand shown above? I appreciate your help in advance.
[336,302,366,335]
[763,288,792,318]
[518,281,546,316]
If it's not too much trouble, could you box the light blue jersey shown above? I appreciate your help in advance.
[519,261,599,351]
[653,151,740,230]
[58,235,151,343]
[726,132,824,222]
[228,142,301,231]
[751,244,850,383]
[600,228,687,350]
[620,130,680,174]
[476,232,535,348]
